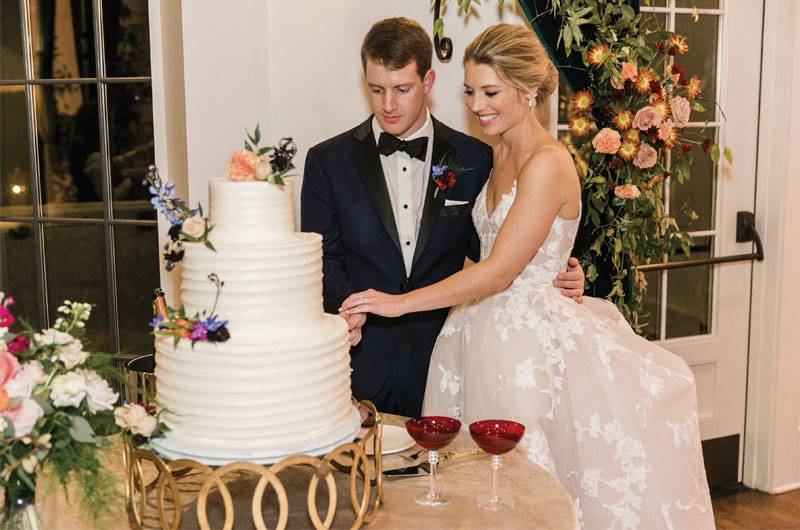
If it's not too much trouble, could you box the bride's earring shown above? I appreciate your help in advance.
[527,94,536,108]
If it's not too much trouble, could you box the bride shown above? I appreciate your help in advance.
[341,23,714,529]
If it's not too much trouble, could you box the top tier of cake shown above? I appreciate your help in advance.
[208,178,295,243]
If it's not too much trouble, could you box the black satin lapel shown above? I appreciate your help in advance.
[352,134,402,255]
[411,122,456,270]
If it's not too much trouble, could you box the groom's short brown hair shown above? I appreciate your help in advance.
[361,18,433,80]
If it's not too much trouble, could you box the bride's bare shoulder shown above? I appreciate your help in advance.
[519,143,578,186]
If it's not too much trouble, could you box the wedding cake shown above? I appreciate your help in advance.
[152,176,361,465]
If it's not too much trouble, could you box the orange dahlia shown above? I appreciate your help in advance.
[612,109,634,131]
[686,75,702,99]
[625,129,641,145]
[635,69,657,95]
[570,90,595,113]
[667,34,689,55]
[651,98,671,120]
[587,44,611,68]
[660,122,681,148]
[568,115,593,137]
[618,141,639,161]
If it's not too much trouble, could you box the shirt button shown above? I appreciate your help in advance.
[403,204,408,209]
[402,167,407,172]
[405,241,411,246]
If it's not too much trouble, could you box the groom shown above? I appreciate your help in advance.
[301,17,584,417]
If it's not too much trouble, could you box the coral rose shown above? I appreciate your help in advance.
[621,62,639,81]
[632,106,663,131]
[614,184,642,200]
[0,388,8,412]
[592,128,622,154]
[226,150,260,181]
[3,398,44,438]
[633,143,658,169]
[669,96,691,128]
[0,349,19,386]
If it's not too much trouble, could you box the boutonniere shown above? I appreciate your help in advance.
[431,156,470,198]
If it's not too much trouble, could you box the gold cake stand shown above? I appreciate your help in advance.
[122,356,384,530]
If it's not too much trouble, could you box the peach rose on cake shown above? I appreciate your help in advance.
[181,216,206,238]
[254,161,272,180]
[632,106,663,131]
[226,150,261,181]
[592,128,622,154]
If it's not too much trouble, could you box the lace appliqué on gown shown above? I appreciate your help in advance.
[422,182,714,529]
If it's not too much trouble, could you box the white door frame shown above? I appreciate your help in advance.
[743,0,800,495]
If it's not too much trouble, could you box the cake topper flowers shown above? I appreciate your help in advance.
[226,124,297,185]
[144,166,215,272]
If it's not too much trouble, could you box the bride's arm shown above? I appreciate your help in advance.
[340,150,578,318]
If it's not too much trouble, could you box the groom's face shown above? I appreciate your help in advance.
[365,59,434,139]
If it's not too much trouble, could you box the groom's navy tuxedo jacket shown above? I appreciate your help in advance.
[301,116,493,402]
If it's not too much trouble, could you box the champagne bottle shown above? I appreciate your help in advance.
[152,288,167,319]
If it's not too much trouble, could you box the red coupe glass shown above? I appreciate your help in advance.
[469,419,526,510]
[405,416,461,506]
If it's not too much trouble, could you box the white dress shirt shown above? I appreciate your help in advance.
[372,111,434,275]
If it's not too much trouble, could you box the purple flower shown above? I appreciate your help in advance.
[149,316,165,330]
[204,315,228,332]
[432,164,447,178]
[189,322,208,342]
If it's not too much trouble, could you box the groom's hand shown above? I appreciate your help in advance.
[554,257,585,304]
[339,311,366,346]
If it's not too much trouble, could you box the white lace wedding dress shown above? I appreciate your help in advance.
[422,181,714,529]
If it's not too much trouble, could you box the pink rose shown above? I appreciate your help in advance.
[591,128,622,154]
[658,120,675,141]
[614,184,642,200]
[0,349,19,386]
[182,216,206,238]
[633,143,658,169]
[226,150,260,181]
[669,96,691,128]
[621,62,639,81]
[632,106,663,131]
[3,398,44,438]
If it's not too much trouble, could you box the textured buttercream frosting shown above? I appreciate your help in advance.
[153,178,360,464]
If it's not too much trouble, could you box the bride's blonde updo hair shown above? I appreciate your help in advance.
[464,23,558,106]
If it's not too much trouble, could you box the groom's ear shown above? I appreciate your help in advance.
[423,69,436,94]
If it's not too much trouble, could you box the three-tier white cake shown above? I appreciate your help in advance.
[152,178,361,464]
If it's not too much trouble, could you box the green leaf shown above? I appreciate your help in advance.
[204,240,216,252]
[253,124,261,145]
[258,146,271,156]
[69,415,97,444]
[723,146,733,166]
[710,144,720,165]
[621,4,636,22]
[245,140,253,152]
[690,100,706,112]
[433,17,445,40]
[563,24,573,50]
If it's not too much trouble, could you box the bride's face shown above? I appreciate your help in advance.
[463,60,529,136]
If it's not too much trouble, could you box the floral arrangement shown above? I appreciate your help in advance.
[226,125,297,185]
[149,274,230,347]
[554,0,731,329]
[144,165,215,271]
[0,293,165,525]
[432,155,470,198]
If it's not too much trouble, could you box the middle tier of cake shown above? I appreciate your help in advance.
[180,233,324,340]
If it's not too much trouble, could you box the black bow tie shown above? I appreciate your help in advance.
[377,132,429,161]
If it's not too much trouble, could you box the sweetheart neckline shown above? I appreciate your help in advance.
[483,182,581,223]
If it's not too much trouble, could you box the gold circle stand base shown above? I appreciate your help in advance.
[123,402,384,530]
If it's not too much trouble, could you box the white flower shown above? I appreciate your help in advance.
[5,361,47,399]
[77,369,118,413]
[254,161,272,180]
[34,328,74,346]
[181,216,206,238]
[57,341,89,369]
[114,403,157,437]
[50,372,87,408]
[21,454,38,474]
[3,398,44,438]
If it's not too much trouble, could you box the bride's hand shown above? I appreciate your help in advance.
[340,289,407,318]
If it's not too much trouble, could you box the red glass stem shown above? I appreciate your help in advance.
[428,449,440,500]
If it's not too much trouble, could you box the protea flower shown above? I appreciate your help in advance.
[618,141,639,161]
[667,34,689,55]
[612,109,634,131]
[686,75,703,99]
[568,115,593,137]
[635,69,657,95]
[570,89,595,113]
[587,43,611,67]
